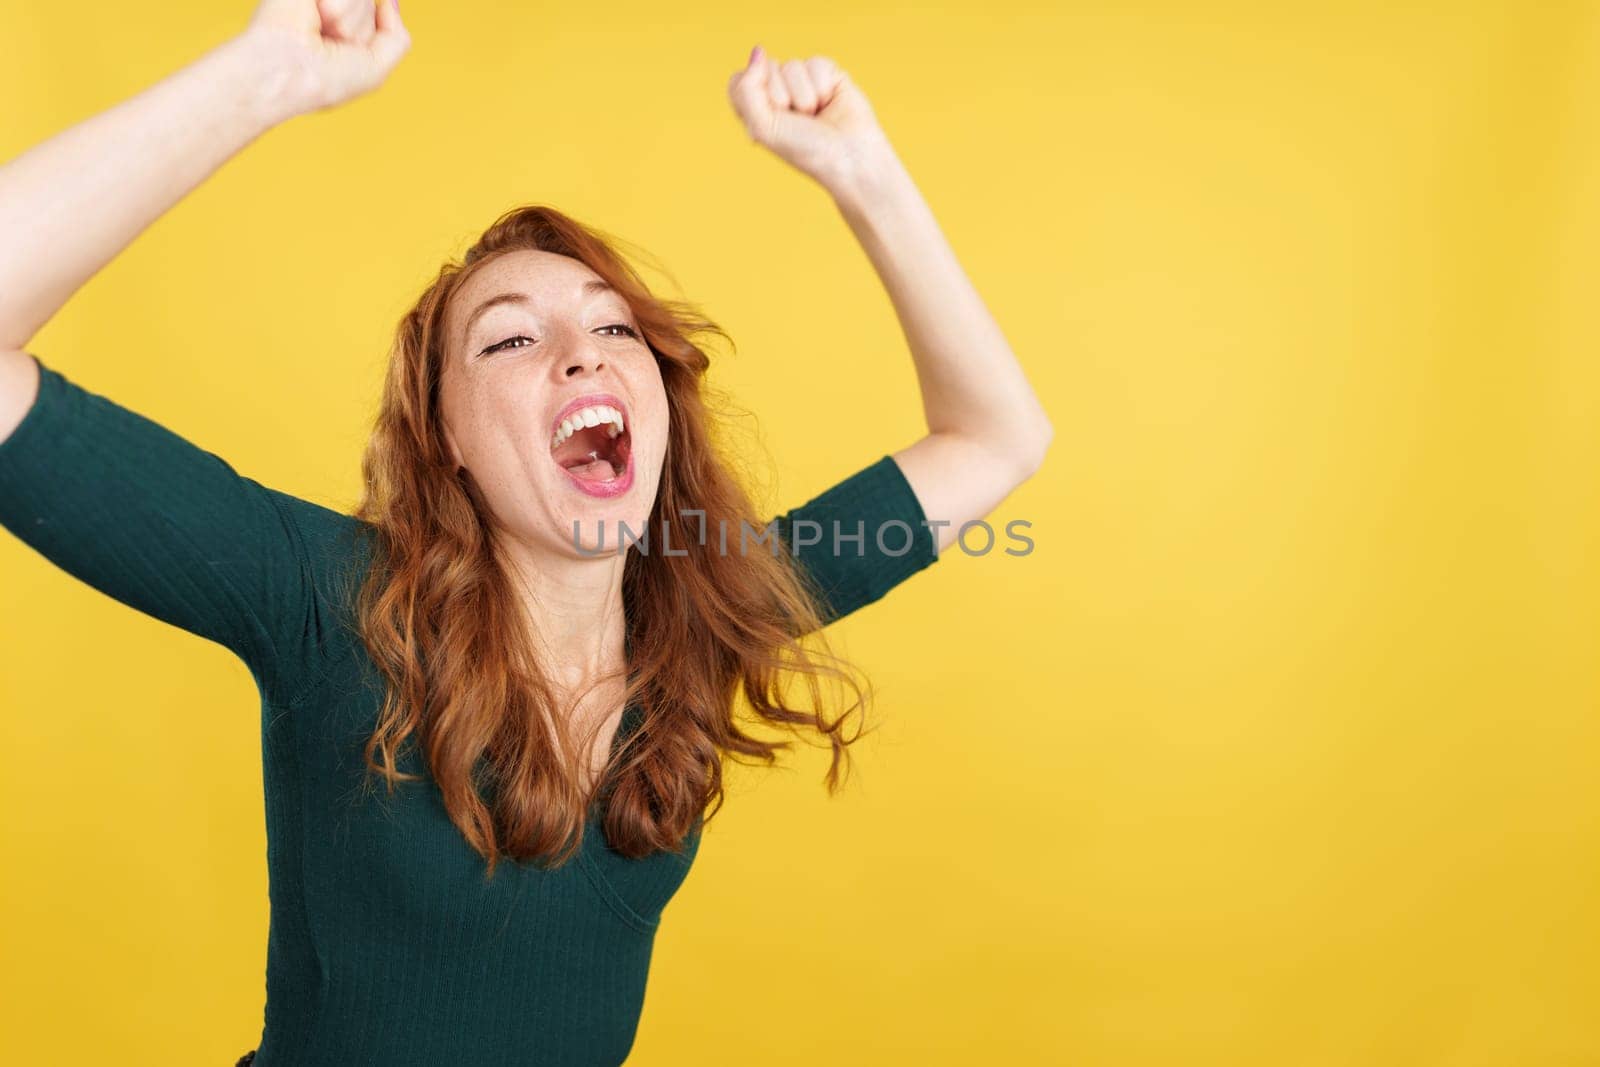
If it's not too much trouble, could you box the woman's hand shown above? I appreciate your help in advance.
[726,46,894,196]
[240,0,411,118]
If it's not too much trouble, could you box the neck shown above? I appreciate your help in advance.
[495,533,630,694]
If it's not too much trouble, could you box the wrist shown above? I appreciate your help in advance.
[209,30,317,130]
[828,136,913,218]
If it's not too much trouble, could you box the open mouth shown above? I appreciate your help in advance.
[549,400,633,491]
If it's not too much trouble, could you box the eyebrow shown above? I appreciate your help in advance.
[461,279,618,352]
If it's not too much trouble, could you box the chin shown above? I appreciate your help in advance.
[547,457,663,559]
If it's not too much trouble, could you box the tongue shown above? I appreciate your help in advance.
[563,455,616,482]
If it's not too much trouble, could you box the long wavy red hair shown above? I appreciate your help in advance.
[350,205,874,877]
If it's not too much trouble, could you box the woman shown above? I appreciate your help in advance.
[0,1,1051,1064]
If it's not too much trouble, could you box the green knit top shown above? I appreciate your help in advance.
[0,355,940,1066]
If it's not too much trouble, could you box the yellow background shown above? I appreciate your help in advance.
[2,1,1598,1064]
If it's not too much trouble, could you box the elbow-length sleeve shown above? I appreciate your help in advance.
[0,354,353,706]
[768,453,941,630]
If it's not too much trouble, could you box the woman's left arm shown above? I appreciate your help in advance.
[729,47,1054,556]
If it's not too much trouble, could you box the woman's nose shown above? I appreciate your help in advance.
[559,332,607,378]
[563,354,605,377]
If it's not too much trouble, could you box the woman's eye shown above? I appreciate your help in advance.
[481,324,638,356]
[482,334,534,355]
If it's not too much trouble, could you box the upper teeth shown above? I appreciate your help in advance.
[552,404,625,449]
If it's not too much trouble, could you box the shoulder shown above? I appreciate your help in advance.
[261,489,381,614]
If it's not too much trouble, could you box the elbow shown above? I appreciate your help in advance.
[951,412,1054,487]
[1011,415,1054,481]
[969,418,1052,485]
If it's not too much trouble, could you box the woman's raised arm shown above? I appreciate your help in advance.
[727,47,1053,558]
[0,1,408,706]
[0,0,410,436]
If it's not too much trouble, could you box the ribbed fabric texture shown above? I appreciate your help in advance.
[0,355,940,1065]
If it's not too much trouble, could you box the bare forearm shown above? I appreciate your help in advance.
[0,32,299,350]
[829,143,1052,467]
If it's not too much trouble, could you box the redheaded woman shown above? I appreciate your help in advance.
[0,2,1051,1063]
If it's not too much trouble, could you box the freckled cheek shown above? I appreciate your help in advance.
[461,399,539,473]
[632,396,662,442]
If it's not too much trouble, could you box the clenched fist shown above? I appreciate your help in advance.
[241,0,411,117]
[727,46,893,194]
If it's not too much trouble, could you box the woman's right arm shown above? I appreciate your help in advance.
[0,1,408,705]
[0,0,410,434]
